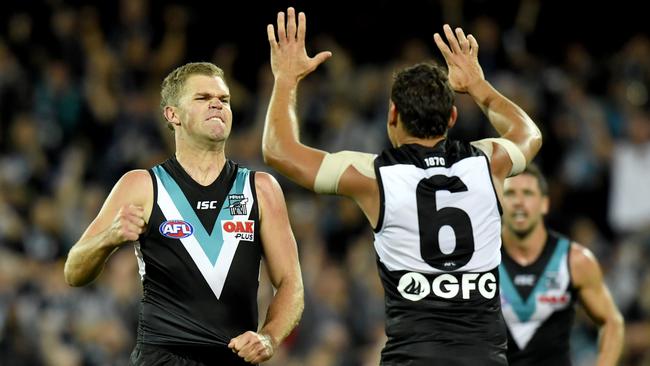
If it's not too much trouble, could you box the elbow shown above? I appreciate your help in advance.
[612,311,625,333]
[63,261,87,287]
[262,142,280,167]
[262,142,292,172]
[530,130,543,158]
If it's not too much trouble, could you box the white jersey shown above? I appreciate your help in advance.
[373,140,507,362]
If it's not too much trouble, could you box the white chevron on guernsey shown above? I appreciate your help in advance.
[154,174,254,299]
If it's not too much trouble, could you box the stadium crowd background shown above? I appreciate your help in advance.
[0,0,648,365]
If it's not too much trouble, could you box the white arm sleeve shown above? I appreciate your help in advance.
[471,138,527,176]
[314,151,377,194]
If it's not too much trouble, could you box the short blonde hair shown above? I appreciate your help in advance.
[160,62,225,110]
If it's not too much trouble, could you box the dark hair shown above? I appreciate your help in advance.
[521,163,549,196]
[390,63,454,138]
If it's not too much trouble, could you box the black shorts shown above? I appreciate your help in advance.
[130,342,254,366]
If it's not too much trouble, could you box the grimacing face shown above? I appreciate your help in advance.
[502,173,549,238]
[176,74,232,143]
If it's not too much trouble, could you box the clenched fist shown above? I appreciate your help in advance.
[108,204,146,245]
[228,331,275,364]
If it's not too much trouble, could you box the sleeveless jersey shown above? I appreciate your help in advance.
[373,141,507,364]
[500,231,577,366]
[135,156,262,349]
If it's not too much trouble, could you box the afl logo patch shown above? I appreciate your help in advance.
[159,220,194,239]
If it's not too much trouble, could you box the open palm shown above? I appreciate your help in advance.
[267,8,331,83]
[433,24,485,93]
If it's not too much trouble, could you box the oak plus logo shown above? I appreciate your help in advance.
[222,220,255,242]
[159,220,194,239]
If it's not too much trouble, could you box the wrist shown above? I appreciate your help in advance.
[274,75,300,89]
[466,79,490,96]
[259,331,279,351]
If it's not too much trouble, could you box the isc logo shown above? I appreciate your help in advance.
[222,220,255,241]
[159,220,194,239]
[196,200,218,210]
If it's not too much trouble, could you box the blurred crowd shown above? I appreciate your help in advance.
[1,0,649,365]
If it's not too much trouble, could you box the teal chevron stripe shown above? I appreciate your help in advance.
[499,238,569,322]
[152,166,249,265]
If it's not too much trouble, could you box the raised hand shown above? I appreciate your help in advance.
[228,331,275,364]
[108,204,146,245]
[267,7,332,83]
[433,24,485,93]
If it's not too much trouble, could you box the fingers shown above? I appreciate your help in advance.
[468,34,479,56]
[455,27,469,53]
[229,331,273,364]
[286,7,297,40]
[297,12,306,43]
[313,51,333,66]
[433,32,452,59]
[267,24,278,50]
[276,11,286,42]
[443,24,462,54]
[115,205,146,242]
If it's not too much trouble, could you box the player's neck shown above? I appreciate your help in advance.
[398,135,446,148]
[175,145,227,186]
[502,223,547,266]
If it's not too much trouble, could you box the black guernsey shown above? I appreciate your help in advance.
[134,156,262,362]
[373,141,507,365]
[500,231,577,366]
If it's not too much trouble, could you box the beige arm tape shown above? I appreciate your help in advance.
[314,151,376,194]
[471,138,526,176]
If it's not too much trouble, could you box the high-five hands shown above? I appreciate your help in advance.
[433,24,485,93]
[267,7,332,83]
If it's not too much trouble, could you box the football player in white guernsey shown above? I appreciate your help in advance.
[500,164,624,366]
[263,8,542,365]
[64,62,303,365]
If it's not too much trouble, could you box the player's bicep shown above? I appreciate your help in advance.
[571,244,615,325]
[314,151,376,194]
[256,172,301,288]
[471,138,525,179]
[80,170,153,240]
[264,142,327,192]
[315,150,381,226]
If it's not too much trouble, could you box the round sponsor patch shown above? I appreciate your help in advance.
[397,272,430,301]
[159,220,194,238]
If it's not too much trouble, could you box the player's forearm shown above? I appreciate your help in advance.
[468,79,542,162]
[259,274,304,349]
[596,314,625,366]
[64,230,119,287]
[263,78,302,169]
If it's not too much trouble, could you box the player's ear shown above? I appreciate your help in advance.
[388,100,398,128]
[541,195,550,215]
[447,106,458,129]
[164,106,181,127]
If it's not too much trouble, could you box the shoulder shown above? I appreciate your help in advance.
[111,169,153,205]
[254,172,285,201]
[119,169,152,184]
[569,242,603,288]
[113,169,152,193]
[254,171,281,190]
[253,172,288,221]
